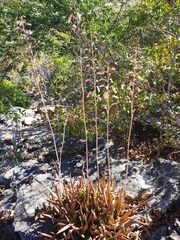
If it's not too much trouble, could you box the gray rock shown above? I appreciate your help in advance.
[173,219,180,235]
[0,175,11,187]
[25,109,35,117]
[0,109,179,240]
[0,224,15,240]
[13,173,56,239]
[0,130,13,141]
[141,224,168,240]
[0,159,57,239]
[23,116,35,126]
[60,149,180,217]
[0,189,16,211]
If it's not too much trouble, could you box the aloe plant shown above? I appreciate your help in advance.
[37,176,151,240]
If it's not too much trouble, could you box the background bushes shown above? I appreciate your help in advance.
[0,0,179,150]
[0,79,31,113]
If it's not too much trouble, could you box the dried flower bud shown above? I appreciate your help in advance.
[68,14,73,23]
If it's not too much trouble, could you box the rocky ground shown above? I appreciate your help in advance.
[0,103,180,240]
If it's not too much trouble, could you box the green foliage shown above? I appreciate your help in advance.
[38,176,149,239]
[0,0,179,150]
[0,0,72,78]
[40,0,179,150]
[0,79,31,113]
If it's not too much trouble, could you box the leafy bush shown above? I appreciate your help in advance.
[1,0,179,151]
[0,79,31,113]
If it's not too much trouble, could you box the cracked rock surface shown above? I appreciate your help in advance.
[0,107,179,239]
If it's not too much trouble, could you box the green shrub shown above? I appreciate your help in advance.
[0,79,31,113]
